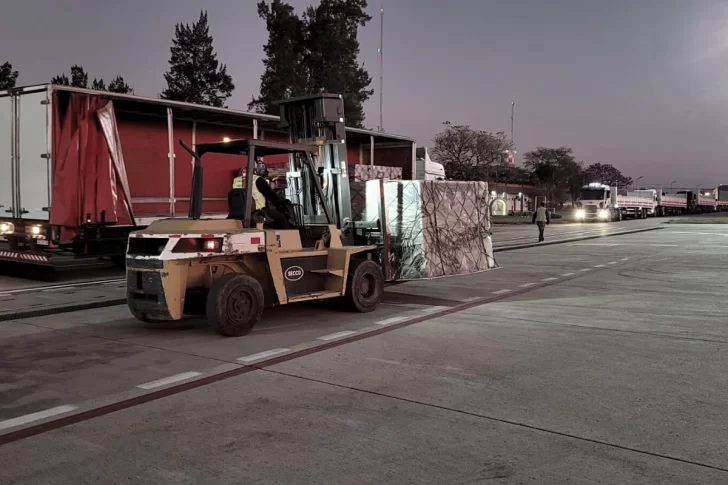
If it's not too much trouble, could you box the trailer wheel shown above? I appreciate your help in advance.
[206,273,264,337]
[340,259,384,313]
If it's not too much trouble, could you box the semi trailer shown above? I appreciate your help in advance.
[0,84,416,267]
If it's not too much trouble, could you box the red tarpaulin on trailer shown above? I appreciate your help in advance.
[50,92,134,239]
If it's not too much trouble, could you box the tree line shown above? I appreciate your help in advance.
[432,123,632,204]
[0,2,373,126]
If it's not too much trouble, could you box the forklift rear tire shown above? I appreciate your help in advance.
[206,274,264,337]
[340,259,384,313]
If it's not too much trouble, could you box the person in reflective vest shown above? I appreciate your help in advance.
[531,201,550,242]
[232,161,267,210]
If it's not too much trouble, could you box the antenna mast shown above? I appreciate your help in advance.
[378,6,384,132]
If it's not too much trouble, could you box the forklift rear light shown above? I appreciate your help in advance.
[172,237,223,253]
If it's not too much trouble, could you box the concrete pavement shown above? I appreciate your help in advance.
[2,225,728,483]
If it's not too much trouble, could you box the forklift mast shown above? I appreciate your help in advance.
[276,94,352,231]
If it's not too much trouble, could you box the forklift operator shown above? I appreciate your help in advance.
[232,158,267,211]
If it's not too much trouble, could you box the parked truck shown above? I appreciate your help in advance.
[0,84,417,267]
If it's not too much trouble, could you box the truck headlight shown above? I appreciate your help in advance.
[0,222,14,234]
[576,209,585,219]
[599,210,609,219]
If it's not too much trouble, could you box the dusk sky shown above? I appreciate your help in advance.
[3,0,728,188]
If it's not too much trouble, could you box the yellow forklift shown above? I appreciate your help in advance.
[125,94,384,336]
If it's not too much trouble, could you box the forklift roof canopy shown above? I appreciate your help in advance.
[195,138,318,157]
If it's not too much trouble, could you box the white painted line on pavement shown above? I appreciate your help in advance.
[608,261,618,265]
[594,264,606,268]
[317,331,357,341]
[136,371,202,390]
[420,305,448,314]
[580,268,591,272]
[650,244,678,247]
[0,405,78,431]
[492,289,512,295]
[0,278,125,296]
[519,283,536,288]
[541,277,558,282]
[237,348,290,363]
[621,258,630,261]
[463,296,482,302]
[375,316,410,326]
[42,286,78,292]
[562,273,576,277]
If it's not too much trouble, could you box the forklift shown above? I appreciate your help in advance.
[125,93,384,336]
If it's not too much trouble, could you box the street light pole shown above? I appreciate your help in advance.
[635,175,644,190]
[670,180,677,193]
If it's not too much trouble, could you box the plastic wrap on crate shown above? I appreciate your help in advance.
[349,164,403,182]
[351,180,493,281]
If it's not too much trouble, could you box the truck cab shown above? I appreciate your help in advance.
[575,183,616,221]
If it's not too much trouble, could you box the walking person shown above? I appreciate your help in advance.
[532,202,550,242]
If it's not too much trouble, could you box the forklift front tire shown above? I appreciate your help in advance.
[341,259,384,313]
[206,273,264,337]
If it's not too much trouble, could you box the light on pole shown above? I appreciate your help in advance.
[635,176,644,189]
[670,180,677,193]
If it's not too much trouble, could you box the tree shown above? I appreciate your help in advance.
[583,163,632,188]
[248,0,307,115]
[108,75,133,94]
[250,0,373,127]
[431,122,514,181]
[303,0,373,127]
[162,10,234,107]
[91,78,106,91]
[523,147,584,203]
[0,62,19,90]
[52,66,134,94]
[52,65,88,88]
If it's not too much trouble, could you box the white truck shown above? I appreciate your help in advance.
[575,183,656,222]
[415,146,446,180]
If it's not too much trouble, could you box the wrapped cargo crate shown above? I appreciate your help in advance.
[351,180,494,281]
[349,164,403,182]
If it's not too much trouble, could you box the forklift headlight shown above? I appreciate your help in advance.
[0,222,14,234]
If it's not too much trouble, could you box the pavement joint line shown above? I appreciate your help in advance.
[0,405,78,431]
[263,368,728,476]
[317,330,357,341]
[541,277,558,282]
[237,348,290,363]
[0,259,643,447]
[493,226,663,252]
[491,289,512,295]
[136,372,202,390]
